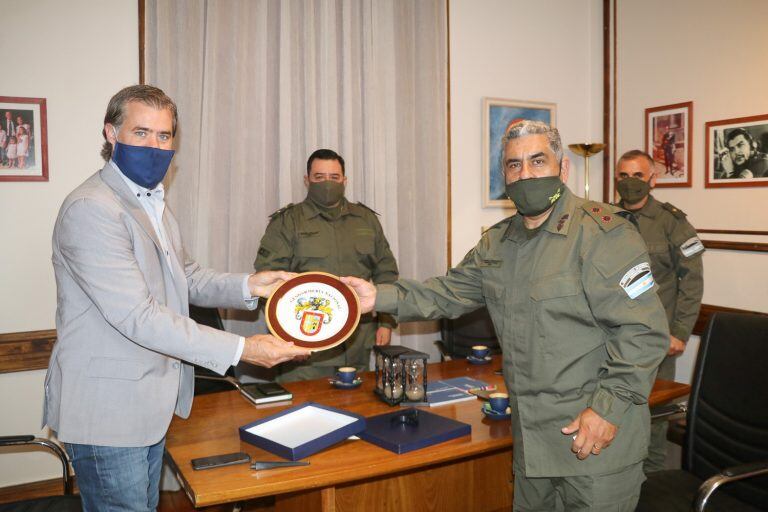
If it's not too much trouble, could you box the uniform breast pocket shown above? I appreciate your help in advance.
[296,238,330,260]
[531,275,599,356]
[481,280,506,336]
[354,236,375,256]
[647,243,672,271]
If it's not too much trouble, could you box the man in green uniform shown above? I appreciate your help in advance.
[615,149,704,473]
[254,149,399,382]
[343,121,668,511]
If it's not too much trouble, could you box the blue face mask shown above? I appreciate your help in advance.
[112,141,175,190]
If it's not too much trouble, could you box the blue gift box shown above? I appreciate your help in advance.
[358,408,471,454]
[238,402,366,461]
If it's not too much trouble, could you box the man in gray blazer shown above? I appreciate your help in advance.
[43,85,309,511]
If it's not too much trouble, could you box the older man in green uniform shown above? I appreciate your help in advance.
[254,149,398,382]
[343,121,668,511]
[615,149,704,473]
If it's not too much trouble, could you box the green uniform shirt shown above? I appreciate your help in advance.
[620,195,704,341]
[255,197,399,369]
[376,187,668,477]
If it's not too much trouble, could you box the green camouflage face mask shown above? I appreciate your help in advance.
[308,180,345,207]
[505,176,564,216]
[616,177,651,204]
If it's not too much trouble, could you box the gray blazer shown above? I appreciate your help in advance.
[44,162,250,447]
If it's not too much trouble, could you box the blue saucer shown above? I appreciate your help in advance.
[467,355,492,365]
[330,377,362,389]
[482,403,511,420]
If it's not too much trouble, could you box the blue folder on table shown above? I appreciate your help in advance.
[358,408,471,454]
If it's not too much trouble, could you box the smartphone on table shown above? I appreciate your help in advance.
[191,452,251,471]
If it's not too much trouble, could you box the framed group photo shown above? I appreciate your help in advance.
[482,97,556,207]
[705,114,768,188]
[0,96,48,182]
[644,101,692,188]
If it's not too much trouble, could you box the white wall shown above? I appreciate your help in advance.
[615,0,768,384]
[0,0,138,487]
[449,0,604,263]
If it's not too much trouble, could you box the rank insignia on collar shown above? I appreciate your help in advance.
[601,215,612,223]
[592,207,601,213]
[556,213,569,231]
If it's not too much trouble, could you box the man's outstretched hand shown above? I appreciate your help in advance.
[340,276,377,313]
[248,271,297,298]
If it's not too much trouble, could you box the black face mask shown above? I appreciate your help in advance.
[505,176,564,216]
[616,177,651,204]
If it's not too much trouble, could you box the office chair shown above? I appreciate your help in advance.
[434,306,500,361]
[637,312,768,512]
[189,305,240,395]
[0,436,81,511]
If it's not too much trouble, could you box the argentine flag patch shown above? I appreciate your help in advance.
[620,262,655,299]
[680,236,704,257]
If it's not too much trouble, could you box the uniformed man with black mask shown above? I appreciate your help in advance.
[343,121,668,511]
[615,149,704,473]
[254,149,399,382]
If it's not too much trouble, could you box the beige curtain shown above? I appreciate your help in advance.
[145,0,448,360]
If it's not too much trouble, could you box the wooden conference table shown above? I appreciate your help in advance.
[165,357,690,511]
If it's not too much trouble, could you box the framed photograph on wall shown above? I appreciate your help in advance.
[705,114,768,188]
[644,101,692,188]
[482,97,556,207]
[0,96,48,182]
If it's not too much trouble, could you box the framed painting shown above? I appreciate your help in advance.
[705,114,768,188]
[0,96,48,182]
[482,97,556,207]
[644,101,692,187]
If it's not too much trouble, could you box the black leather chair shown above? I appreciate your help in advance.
[637,312,768,512]
[434,307,500,360]
[189,305,239,395]
[0,436,81,511]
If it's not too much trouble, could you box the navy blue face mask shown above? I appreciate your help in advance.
[112,141,175,190]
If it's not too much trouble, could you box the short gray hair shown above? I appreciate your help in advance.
[617,149,655,171]
[501,120,563,161]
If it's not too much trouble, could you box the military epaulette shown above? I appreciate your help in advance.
[582,201,627,232]
[268,203,295,219]
[661,202,687,219]
[355,202,380,216]
[614,209,639,229]
[484,216,514,234]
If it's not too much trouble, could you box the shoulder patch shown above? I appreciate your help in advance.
[620,262,655,299]
[355,202,380,216]
[268,203,295,219]
[661,202,687,219]
[680,236,705,257]
[582,201,627,232]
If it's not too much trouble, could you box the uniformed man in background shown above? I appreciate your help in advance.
[615,149,704,473]
[254,149,399,382]
[343,121,668,511]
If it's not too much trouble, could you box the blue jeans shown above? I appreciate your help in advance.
[63,438,165,512]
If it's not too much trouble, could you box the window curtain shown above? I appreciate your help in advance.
[144,0,448,360]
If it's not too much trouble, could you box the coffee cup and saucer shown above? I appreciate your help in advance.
[329,366,362,389]
[467,345,492,365]
[481,392,511,420]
